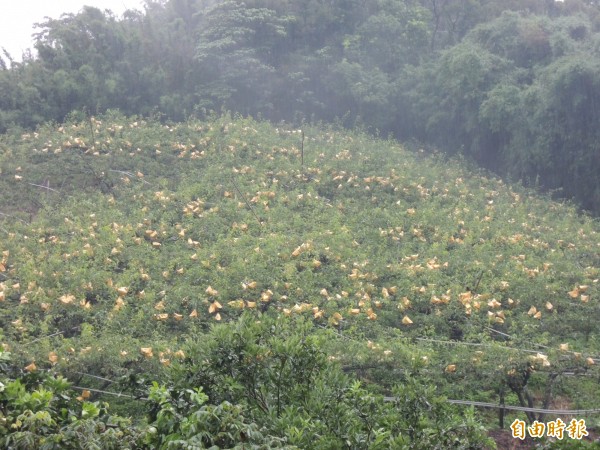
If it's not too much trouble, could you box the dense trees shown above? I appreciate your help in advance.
[416,10,600,211]
[1,0,600,212]
[0,314,493,448]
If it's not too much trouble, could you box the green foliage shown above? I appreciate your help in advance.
[408,8,600,213]
[194,1,290,114]
[153,315,493,448]
[0,317,494,448]
[2,0,600,212]
[145,383,279,449]
[2,3,600,447]
[391,378,492,449]
[1,111,599,448]
[0,353,144,449]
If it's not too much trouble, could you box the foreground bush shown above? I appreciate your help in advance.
[1,316,494,449]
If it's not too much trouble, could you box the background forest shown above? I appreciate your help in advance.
[1,0,600,214]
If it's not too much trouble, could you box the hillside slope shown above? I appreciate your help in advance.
[1,113,599,441]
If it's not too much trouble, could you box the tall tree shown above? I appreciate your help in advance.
[194,1,289,114]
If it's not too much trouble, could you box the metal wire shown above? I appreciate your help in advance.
[383,397,600,415]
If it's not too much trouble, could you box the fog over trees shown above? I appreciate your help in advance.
[1,0,600,213]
